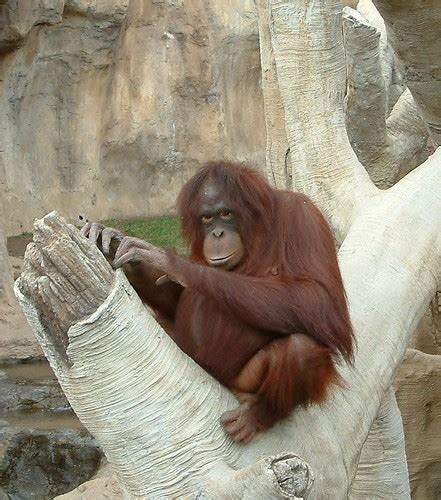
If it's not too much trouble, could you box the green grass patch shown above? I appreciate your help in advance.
[8,217,187,257]
[103,215,187,254]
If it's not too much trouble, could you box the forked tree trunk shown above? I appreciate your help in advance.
[15,0,441,498]
[257,0,440,497]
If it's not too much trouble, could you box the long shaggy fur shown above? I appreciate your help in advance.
[128,161,354,431]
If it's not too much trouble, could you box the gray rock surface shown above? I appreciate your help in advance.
[0,361,102,498]
[0,367,68,412]
[0,426,102,498]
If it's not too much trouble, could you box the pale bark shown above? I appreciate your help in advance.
[343,9,428,188]
[197,454,314,499]
[349,390,410,498]
[343,7,388,163]
[256,0,292,190]
[381,92,429,184]
[356,0,406,112]
[373,0,441,146]
[261,0,378,242]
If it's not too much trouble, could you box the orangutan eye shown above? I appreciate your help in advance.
[220,210,232,220]
[201,214,213,223]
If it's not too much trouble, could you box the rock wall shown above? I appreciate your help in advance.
[395,349,441,500]
[0,0,265,235]
[0,211,39,360]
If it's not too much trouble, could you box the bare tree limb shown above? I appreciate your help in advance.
[344,7,388,158]
[256,0,293,191]
[356,0,406,112]
[17,213,113,363]
[382,90,429,185]
[349,389,410,499]
[343,8,429,188]
[266,0,378,241]
[196,454,314,499]
[373,0,441,146]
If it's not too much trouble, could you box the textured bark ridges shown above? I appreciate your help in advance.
[16,211,113,361]
[271,455,314,498]
[199,454,314,499]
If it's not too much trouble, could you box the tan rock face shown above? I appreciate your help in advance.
[411,293,441,356]
[0,226,41,360]
[395,349,441,500]
[398,296,441,499]
[0,0,265,235]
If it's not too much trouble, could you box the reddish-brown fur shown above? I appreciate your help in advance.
[126,161,354,437]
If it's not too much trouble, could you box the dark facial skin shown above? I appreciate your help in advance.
[199,185,245,271]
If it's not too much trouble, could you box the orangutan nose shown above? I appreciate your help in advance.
[212,228,224,238]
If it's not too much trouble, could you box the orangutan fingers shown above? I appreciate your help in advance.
[113,249,142,269]
[102,228,124,256]
[88,223,105,246]
[233,427,255,443]
[155,274,172,286]
[220,408,242,424]
[80,222,91,237]
[101,230,112,256]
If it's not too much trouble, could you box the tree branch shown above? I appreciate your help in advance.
[382,90,429,185]
[356,0,406,112]
[197,454,314,499]
[16,213,113,363]
[343,9,429,187]
[373,0,441,146]
[343,7,388,158]
[256,0,292,191]
[349,389,410,499]
[267,0,377,240]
